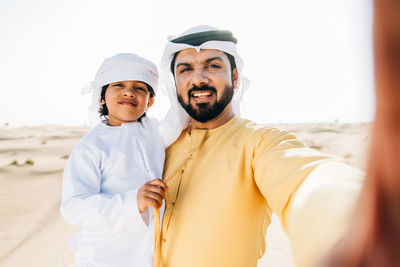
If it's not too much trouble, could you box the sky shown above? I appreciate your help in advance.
[0,0,375,126]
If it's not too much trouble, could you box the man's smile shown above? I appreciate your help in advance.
[188,86,217,104]
[192,91,212,98]
[190,90,216,104]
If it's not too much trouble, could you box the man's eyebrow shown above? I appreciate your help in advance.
[205,57,223,63]
[175,57,223,68]
[175,62,191,69]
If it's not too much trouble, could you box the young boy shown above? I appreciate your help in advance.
[60,53,167,267]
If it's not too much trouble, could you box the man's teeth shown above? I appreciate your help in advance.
[193,92,212,97]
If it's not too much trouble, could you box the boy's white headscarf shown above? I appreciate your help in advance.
[82,53,159,126]
[159,25,250,146]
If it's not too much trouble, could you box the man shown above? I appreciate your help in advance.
[156,25,364,267]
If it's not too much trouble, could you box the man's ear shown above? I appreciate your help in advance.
[233,68,238,89]
[147,97,155,108]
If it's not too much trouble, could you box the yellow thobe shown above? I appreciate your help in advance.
[160,117,364,267]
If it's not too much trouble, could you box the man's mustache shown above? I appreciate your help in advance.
[188,85,217,98]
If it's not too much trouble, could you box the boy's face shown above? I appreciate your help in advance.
[104,80,154,126]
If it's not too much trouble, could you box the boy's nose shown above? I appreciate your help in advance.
[123,88,136,98]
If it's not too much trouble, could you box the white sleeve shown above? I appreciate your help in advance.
[59,143,150,231]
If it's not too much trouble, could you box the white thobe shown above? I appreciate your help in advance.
[60,117,165,267]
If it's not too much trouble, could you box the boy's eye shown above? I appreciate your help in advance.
[135,87,145,91]
[112,83,123,87]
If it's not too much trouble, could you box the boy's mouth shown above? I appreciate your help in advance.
[118,99,137,106]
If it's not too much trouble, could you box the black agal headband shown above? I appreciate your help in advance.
[169,30,238,74]
[170,30,237,46]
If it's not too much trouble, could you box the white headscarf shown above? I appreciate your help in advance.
[82,53,159,126]
[159,25,250,146]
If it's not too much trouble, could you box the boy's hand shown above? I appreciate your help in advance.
[137,179,168,213]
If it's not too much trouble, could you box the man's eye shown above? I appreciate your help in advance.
[179,67,191,73]
[207,64,221,69]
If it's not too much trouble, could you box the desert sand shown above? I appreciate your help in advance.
[0,123,371,267]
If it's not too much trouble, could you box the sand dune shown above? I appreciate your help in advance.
[0,123,371,267]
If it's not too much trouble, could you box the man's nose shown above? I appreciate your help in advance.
[191,68,209,87]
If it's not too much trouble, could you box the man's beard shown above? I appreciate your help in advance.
[177,84,234,123]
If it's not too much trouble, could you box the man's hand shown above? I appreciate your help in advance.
[137,179,168,213]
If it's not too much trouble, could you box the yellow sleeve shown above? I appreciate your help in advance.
[252,128,332,221]
[252,128,364,267]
